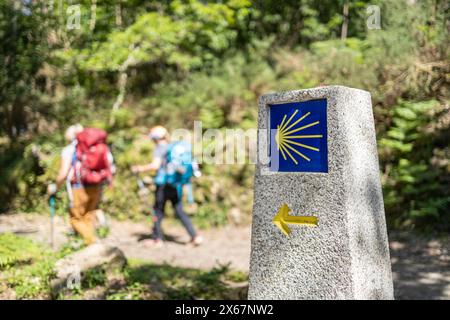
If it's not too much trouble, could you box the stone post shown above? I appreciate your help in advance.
[248,86,394,299]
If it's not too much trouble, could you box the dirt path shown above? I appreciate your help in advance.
[388,232,450,299]
[1,213,449,299]
[0,213,251,272]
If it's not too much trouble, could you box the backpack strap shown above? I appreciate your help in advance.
[71,145,82,185]
[71,147,77,166]
[65,144,78,205]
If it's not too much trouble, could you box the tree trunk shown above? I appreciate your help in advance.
[109,48,137,125]
[341,1,349,41]
[90,0,97,30]
[115,2,122,27]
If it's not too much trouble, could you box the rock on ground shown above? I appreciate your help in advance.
[50,243,126,295]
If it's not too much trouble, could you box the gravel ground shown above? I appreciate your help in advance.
[388,231,449,300]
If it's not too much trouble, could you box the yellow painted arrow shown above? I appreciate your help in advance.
[273,203,318,236]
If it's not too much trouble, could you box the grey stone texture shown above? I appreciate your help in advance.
[51,243,126,295]
[248,86,394,300]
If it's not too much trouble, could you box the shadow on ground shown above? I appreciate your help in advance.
[127,262,247,299]
[389,231,450,300]
[92,261,248,300]
[135,232,187,245]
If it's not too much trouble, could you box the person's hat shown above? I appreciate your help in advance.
[65,124,84,142]
[149,126,168,140]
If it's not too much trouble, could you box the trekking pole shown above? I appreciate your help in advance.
[133,172,150,197]
[133,172,156,225]
[136,175,145,190]
[49,195,56,250]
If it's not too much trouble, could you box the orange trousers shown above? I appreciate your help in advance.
[69,185,101,245]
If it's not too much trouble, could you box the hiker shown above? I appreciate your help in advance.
[132,125,203,247]
[47,124,114,245]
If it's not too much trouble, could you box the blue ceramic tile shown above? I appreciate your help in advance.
[269,99,328,172]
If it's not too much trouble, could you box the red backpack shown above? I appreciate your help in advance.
[71,128,112,185]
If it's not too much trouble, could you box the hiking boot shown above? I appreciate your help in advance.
[191,235,203,246]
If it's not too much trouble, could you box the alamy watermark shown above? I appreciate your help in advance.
[44,0,88,30]
[43,1,381,31]
[165,122,290,173]
[366,5,381,30]
[66,265,81,290]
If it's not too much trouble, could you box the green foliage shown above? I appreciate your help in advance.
[107,282,148,300]
[380,100,450,231]
[224,270,248,283]
[1,0,448,233]
[82,267,107,289]
[250,0,373,45]
[61,0,252,73]
[0,234,248,300]
[0,233,44,269]
[0,0,51,139]
[106,260,247,300]
[97,226,110,239]
[0,233,56,299]
[145,52,272,129]
[110,108,136,130]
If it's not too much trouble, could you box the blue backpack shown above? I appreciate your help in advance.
[155,141,195,200]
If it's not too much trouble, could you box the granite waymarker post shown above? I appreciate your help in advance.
[248,86,394,299]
